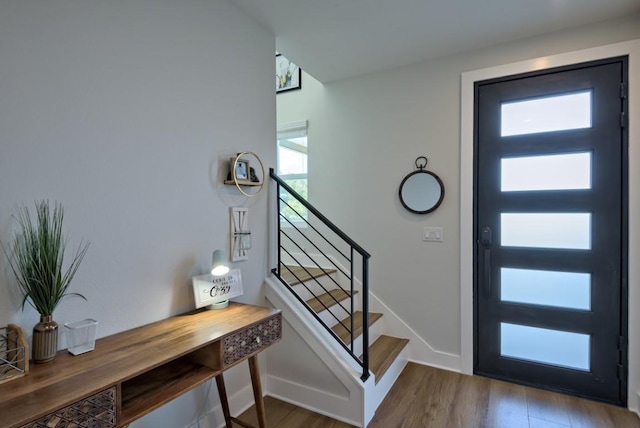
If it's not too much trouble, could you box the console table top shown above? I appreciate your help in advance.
[0,302,280,428]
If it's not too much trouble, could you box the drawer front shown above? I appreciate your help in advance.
[20,386,116,428]
[223,314,282,366]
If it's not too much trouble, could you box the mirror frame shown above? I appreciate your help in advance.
[399,170,445,214]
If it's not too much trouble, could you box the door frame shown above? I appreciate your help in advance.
[460,39,640,411]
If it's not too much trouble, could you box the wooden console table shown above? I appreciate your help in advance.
[0,302,282,428]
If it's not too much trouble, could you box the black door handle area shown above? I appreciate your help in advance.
[483,247,492,298]
[480,227,492,298]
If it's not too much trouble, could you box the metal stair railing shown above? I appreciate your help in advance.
[270,168,371,382]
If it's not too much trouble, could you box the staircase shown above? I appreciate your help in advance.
[265,264,410,427]
[282,266,409,386]
[266,169,411,426]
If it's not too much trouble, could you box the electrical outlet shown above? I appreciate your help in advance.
[423,227,443,242]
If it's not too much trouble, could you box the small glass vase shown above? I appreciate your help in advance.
[33,315,59,363]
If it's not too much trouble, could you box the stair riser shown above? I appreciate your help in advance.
[280,251,333,268]
[341,319,384,358]
[314,299,354,326]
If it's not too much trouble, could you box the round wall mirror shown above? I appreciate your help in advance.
[399,157,445,214]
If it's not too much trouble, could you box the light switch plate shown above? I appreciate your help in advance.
[423,227,443,242]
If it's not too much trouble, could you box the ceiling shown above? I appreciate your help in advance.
[230,0,640,83]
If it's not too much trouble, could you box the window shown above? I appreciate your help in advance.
[501,91,592,137]
[277,120,308,223]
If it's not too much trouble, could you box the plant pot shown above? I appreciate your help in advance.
[33,315,58,363]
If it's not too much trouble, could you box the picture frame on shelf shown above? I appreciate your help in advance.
[230,157,249,181]
[276,54,302,93]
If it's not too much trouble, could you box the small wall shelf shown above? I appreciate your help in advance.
[224,180,261,187]
[225,151,265,197]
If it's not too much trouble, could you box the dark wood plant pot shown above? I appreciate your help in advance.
[33,315,58,363]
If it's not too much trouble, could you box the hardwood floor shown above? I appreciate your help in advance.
[237,395,353,427]
[236,363,640,427]
[367,363,639,427]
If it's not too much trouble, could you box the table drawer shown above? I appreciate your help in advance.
[223,313,282,366]
[20,386,116,428]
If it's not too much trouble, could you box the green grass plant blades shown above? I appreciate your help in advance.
[2,200,89,316]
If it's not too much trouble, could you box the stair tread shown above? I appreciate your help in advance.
[332,311,383,343]
[306,288,354,313]
[281,265,337,285]
[363,335,409,384]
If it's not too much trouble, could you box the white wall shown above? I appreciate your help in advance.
[0,1,275,427]
[277,14,640,365]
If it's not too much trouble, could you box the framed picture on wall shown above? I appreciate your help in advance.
[276,54,302,93]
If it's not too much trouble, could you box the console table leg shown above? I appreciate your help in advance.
[248,355,267,428]
[216,375,233,428]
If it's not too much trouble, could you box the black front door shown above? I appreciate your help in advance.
[474,57,628,405]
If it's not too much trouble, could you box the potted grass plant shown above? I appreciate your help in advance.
[2,200,89,363]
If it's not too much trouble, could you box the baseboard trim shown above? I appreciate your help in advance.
[369,290,461,372]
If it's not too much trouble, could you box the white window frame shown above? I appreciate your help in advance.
[277,120,308,225]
